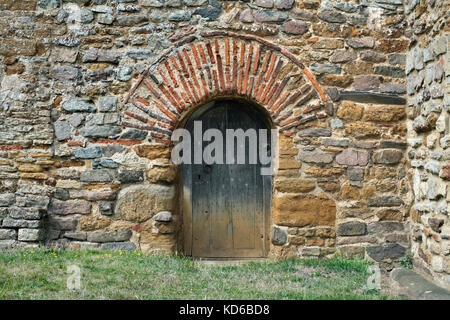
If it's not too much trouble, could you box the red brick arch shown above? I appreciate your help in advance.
[122,31,331,144]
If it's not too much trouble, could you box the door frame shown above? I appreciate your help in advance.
[179,98,274,258]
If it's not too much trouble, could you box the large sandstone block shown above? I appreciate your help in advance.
[134,145,172,159]
[336,101,363,120]
[140,232,176,254]
[273,193,336,227]
[78,215,111,231]
[147,165,177,183]
[363,106,405,122]
[115,184,175,222]
[274,178,315,193]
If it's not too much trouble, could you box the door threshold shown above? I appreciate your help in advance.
[193,257,268,266]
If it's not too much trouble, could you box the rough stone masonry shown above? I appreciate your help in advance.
[0,0,448,288]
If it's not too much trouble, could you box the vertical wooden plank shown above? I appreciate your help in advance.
[208,106,233,250]
[182,155,193,255]
[228,104,255,250]
[190,106,212,257]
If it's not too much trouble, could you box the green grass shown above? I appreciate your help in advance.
[0,249,399,300]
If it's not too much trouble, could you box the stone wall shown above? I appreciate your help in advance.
[405,0,450,288]
[0,0,434,271]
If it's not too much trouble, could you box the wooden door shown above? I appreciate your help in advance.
[183,99,272,258]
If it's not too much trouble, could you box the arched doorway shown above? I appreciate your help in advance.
[182,99,273,258]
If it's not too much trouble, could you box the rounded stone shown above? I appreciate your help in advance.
[281,20,308,35]
[154,211,172,222]
[271,226,287,245]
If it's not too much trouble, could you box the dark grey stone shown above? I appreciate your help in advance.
[39,0,61,9]
[79,125,122,138]
[98,97,118,112]
[73,147,102,159]
[360,50,386,63]
[101,145,125,157]
[79,9,94,23]
[101,242,136,250]
[116,66,133,81]
[92,158,119,169]
[168,10,193,22]
[48,216,77,231]
[321,138,349,147]
[390,269,450,300]
[380,140,407,149]
[80,169,114,183]
[337,221,367,236]
[334,2,357,12]
[127,49,154,60]
[366,243,406,262]
[317,10,346,23]
[380,83,406,94]
[326,87,340,102]
[274,0,294,10]
[118,170,144,183]
[367,196,404,207]
[368,221,404,234]
[373,149,403,164]
[339,91,406,105]
[388,53,406,65]
[99,201,113,215]
[297,128,331,137]
[374,65,405,78]
[116,14,148,26]
[54,188,70,201]
[53,36,81,47]
[85,66,114,82]
[353,75,380,91]
[310,63,341,74]
[62,98,96,113]
[63,232,87,241]
[50,65,79,81]
[193,7,222,21]
[120,129,148,140]
[298,149,334,164]
[347,167,364,181]
[253,10,288,23]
